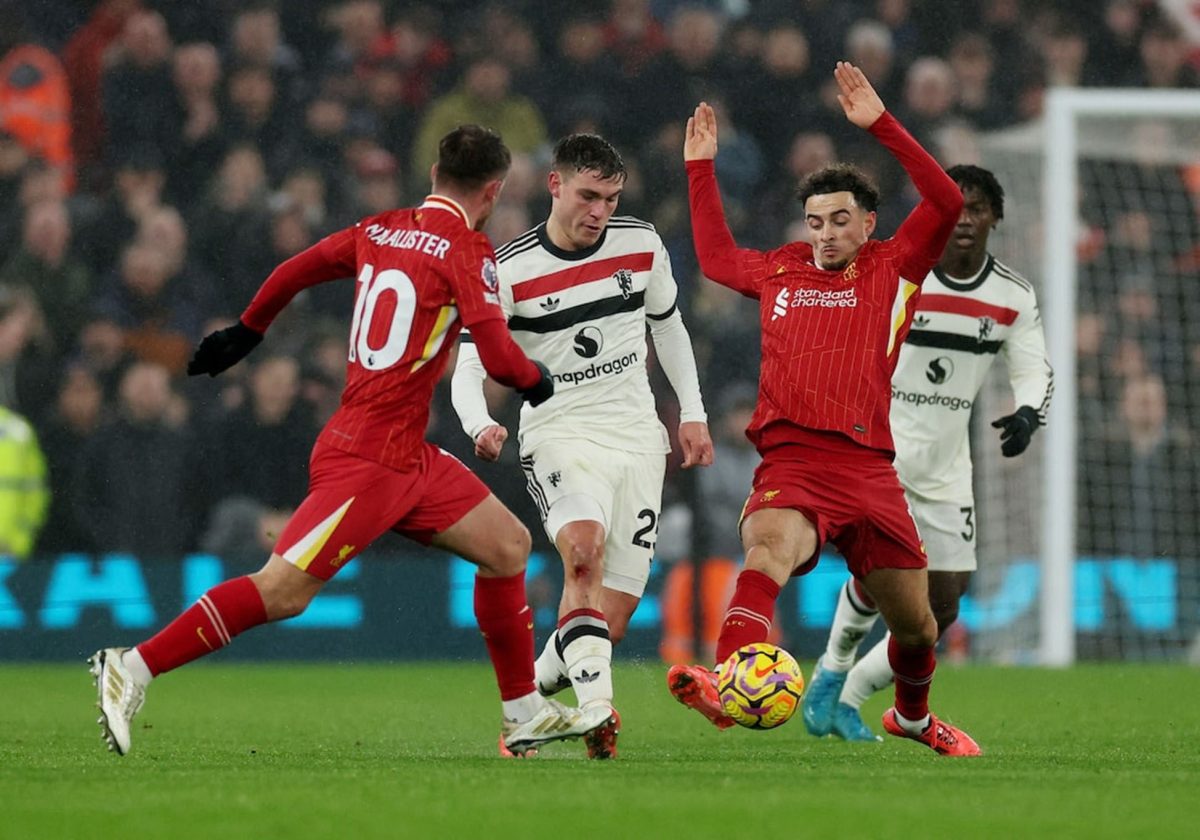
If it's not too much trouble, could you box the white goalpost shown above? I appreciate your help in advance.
[973,88,1200,666]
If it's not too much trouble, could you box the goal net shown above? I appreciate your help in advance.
[968,89,1200,664]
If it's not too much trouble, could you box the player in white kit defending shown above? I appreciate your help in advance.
[452,134,712,758]
[801,165,1054,741]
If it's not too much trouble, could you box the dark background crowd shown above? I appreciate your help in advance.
[0,0,1196,571]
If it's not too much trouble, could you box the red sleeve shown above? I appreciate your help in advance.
[468,318,541,390]
[686,160,767,299]
[868,112,964,281]
[446,234,507,327]
[240,227,358,332]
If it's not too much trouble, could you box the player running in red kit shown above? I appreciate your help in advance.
[90,125,613,758]
[668,63,980,756]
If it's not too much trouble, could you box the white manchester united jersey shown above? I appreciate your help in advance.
[494,217,677,454]
[890,255,1053,501]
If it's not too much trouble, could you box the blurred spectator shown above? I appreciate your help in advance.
[191,353,317,518]
[318,0,386,101]
[190,144,271,306]
[94,241,203,373]
[732,23,816,165]
[73,360,193,556]
[410,55,546,185]
[61,0,140,187]
[75,146,166,276]
[947,32,1009,130]
[168,41,226,207]
[0,283,56,420]
[0,404,47,560]
[603,0,667,78]
[364,6,451,112]
[0,199,91,352]
[228,2,305,105]
[101,9,175,167]
[1132,17,1199,89]
[1036,19,1096,89]
[222,62,298,181]
[629,7,727,145]
[896,57,957,150]
[540,15,624,139]
[845,20,900,104]
[1080,374,1200,559]
[0,6,74,187]
[699,384,760,562]
[1092,0,1146,86]
[35,363,103,554]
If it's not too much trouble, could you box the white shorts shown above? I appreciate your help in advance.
[520,439,665,597]
[906,493,978,573]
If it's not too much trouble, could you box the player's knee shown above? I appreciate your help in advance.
[493,523,531,576]
[563,540,603,586]
[892,613,938,648]
[933,603,960,637]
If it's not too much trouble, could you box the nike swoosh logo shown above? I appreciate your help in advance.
[197,627,213,650]
[753,663,777,679]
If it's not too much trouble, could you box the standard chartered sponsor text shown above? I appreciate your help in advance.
[553,351,640,385]
[891,388,973,411]
[791,288,858,308]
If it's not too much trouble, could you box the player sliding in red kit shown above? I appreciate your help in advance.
[668,63,981,756]
[90,125,613,758]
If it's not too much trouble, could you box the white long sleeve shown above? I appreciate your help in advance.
[450,337,498,441]
[648,308,707,423]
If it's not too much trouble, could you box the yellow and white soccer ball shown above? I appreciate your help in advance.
[716,643,806,729]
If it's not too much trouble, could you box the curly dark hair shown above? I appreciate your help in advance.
[552,133,627,181]
[947,164,1004,220]
[796,164,879,212]
[435,124,511,189]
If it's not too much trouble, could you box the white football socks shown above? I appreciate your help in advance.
[122,647,153,688]
[823,580,879,671]
[502,691,545,724]
[558,612,613,710]
[841,632,895,708]
[534,631,568,695]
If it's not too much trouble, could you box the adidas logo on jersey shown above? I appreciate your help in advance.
[540,296,560,312]
[575,669,601,684]
[913,314,931,328]
[772,288,790,320]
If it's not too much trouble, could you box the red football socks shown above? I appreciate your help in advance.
[474,572,536,701]
[715,569,781,664]
[137,576,268,676]
[888,635,936,721]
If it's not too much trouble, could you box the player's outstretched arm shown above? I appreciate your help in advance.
[647,305,711,467]
[836,60,962,274]
[685,102,765,297]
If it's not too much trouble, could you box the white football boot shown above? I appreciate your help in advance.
[89,648,146,756]
[501,699,614,757]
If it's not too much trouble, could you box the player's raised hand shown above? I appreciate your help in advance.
[678,421,714,468]
[684,102,718,162]
[834,61,885,129]
[474,424,508,461]
[186,320,263,377]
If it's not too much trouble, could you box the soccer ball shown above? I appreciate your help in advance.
[716,643,805,729]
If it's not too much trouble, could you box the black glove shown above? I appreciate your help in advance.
[518,360,554,407]
[991,405,1040,457]
[186,321,264,377]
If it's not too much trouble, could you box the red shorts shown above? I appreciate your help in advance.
[740,440,926,580]
[274,440,491,580]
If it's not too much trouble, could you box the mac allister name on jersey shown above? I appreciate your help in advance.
[494,217,679,454]
[890,255,1053,502]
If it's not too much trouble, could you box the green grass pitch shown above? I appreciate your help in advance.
[2,661,1198,839]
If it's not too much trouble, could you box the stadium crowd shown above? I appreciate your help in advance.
[0,0,1196,566]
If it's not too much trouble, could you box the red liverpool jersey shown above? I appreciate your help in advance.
[242,195,506,470]
[688,112,962,454]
